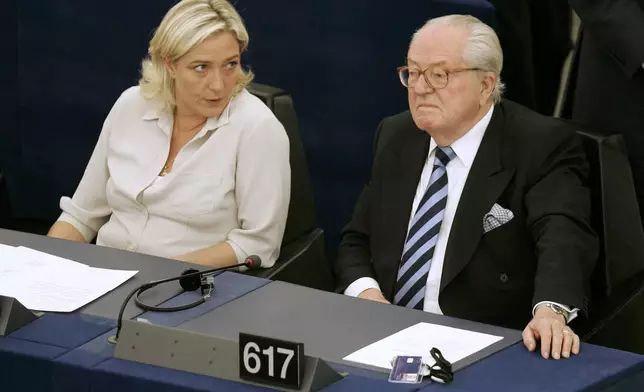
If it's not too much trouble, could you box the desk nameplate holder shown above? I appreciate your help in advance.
[0,295,40,336]
[114,320,343,391]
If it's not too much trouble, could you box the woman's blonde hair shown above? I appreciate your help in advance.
[139,0,254,112]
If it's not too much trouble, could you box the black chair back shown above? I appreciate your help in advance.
[576,128,644,354]
[246,83,334,291]
[246,83,317,247]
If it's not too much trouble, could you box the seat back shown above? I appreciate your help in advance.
[246,83,318,246]
[246,83,333,291]
[576,128,644,353]
[577,129,644,298]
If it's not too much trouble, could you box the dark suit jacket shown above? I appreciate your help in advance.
[569,0,644,224]
[335,100,599,330]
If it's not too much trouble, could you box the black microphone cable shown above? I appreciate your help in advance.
[108,255,262,343]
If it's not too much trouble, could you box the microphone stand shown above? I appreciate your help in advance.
[109,259,255,344]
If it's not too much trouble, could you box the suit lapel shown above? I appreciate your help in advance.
[440,104,515,291]
[380,124,430,300]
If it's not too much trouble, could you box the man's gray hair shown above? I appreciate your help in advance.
[413,15,505,103]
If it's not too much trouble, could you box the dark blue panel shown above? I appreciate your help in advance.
[93,358,274,392]
[52,329,116,392]
[12,0,176,220]
[0,337,69,392]
[9,313,114,348]
[420,343,644,392]
[93,357,424,392]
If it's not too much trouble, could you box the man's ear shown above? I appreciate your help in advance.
[164,58,176,78]
[480,71,496,105]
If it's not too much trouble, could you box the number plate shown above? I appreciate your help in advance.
[239,332,304,389]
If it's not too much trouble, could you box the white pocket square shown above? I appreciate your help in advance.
[483,203,514,233]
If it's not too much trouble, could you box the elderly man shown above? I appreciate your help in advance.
[335,15,598,360]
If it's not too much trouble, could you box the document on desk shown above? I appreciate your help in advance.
[343,322,503,370]
[0,245,138,312]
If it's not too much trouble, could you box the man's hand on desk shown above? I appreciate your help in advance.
[522,306,580,360]
[358,288,391,304]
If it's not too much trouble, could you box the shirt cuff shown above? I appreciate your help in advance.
[227,240,249,271]
[57,211,96,242]
[532,301,579,324]
[344,277,381,297]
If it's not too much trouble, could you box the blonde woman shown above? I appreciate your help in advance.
[48,0,290,269]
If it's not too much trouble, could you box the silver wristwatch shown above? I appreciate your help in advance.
[539,303,571,323]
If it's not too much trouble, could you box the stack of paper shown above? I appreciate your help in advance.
[343,322,503,370]
[0,244,137,312]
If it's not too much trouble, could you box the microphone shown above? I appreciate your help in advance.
[108,255,262,344]
[179,255,262,291]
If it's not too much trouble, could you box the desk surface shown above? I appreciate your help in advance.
[0,228,198,319]
[177,281,521,373]
[2,279,643,391]
[2,229,644,391]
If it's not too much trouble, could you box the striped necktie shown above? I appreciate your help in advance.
[394,146,456,310]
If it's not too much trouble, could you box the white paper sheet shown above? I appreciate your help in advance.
[343,322,503,370]
[0,245,138,312]
[14,246,90,270]
[0,246,87,283]
[0,243,17,259]
[0,243,15,251]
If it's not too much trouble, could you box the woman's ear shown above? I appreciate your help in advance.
[164,57,176,78]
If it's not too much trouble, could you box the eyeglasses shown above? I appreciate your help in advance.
[397,65,483,89]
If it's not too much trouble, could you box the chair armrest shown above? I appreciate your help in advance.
[579,271,644,354]
[244,228,334,291]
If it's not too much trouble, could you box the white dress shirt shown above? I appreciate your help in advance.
[345,106,577,322]
[345,106,493,312]
[57,86,290,268]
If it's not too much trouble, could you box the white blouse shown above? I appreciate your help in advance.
[57,86,291,267]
